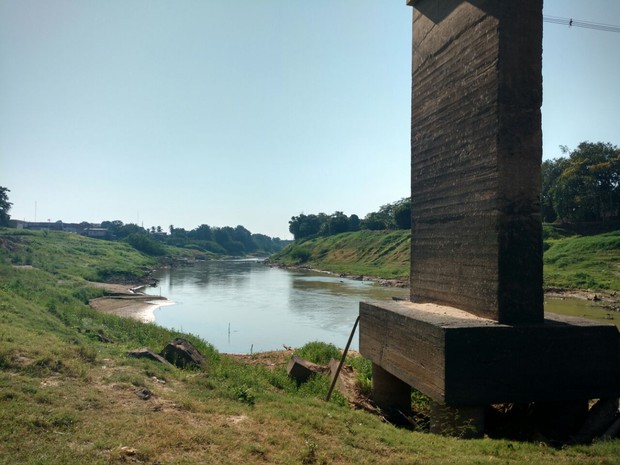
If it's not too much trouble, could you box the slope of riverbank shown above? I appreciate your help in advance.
[270,227,620,294]
[1,228,619,464]
[269,229,411,279]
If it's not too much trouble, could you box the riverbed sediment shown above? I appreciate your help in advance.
[88,282,169,323]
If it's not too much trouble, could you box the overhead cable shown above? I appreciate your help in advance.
[543,15,620,34]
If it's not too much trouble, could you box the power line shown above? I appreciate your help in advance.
[543,15,620,34]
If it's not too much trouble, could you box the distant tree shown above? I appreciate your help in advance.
[232,225,257,253]
[168,226,188,247]
[550,142,619,222]
[251,233,273,252]
[289,213,323,240]
[361,211,391,230]
[213,226,232,245]
[348,214,361,232]
[251,233,288,253]
[125,233,165,256]
[326,211,350,235]
[0,187,12,226]
[289,211,362,239]
[393,198,411,229]
[189,224,213,241]
[101,220,144,239]
[541,157,569,222]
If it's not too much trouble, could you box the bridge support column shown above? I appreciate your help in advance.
[372,363,411,420]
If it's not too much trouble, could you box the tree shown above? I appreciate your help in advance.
[232,225,256,253]
[125,233,165,256]
[189,224,213,241]
[361,211,391,230]
[213,226,232,245]
[393,198,411,229]
[289,213,323,240]
[541,157,569,222]
[348,214,361,232]
[550,142,619,222]
[0,186,12,226]
[326,211,350,236]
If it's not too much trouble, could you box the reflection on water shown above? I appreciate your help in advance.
[147,259,407,354]
[545,297,620,329]
[147,259,618,354]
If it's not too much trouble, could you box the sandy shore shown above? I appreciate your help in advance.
[88,282,171,323]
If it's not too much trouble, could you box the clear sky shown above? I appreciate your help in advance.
[1,1,618,239]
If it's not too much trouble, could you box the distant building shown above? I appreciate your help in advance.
[13,220,108,238]
[82,228,108,238]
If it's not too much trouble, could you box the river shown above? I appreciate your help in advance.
[146,259,619,354]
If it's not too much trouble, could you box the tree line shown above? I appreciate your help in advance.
[101,221,287,256]
[288,197,411,241]
[0,188,287,257]
[542,141,619,223]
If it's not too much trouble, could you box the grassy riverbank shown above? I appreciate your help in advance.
[270,229,411,279]
[1,228,619,464]
[272,227,620,292]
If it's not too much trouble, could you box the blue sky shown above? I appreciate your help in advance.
[1,1,618,238]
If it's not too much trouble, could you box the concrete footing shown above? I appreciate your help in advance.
[372,363,411,421]
[429,403,485,438]
[360,300,620,437]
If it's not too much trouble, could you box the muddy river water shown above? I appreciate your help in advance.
[147,259,619,354]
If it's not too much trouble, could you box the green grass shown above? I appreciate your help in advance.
[294,341,341,365]
[272,229,410,279]
[1,227,619,464]
[543,230,620,290]
[273,227,620,292]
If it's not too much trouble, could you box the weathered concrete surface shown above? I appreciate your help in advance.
[409,0,544,324]
[358,2,620,437]
[360,300,620,406]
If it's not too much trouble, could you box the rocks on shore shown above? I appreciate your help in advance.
[127,338,206,370]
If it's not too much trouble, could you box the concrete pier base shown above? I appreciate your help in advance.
[372,363,411,421]
[360,300,620,436]
[429,402,485,439]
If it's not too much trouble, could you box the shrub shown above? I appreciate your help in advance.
[125,233,165,256]
[290,245,311,264]
[295,341,340,365]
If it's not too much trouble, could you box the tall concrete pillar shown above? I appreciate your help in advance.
[360,1,620,438]
[409,0,543,324]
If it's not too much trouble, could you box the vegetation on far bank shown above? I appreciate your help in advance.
[0,186,290,258]
[542,142,619,224]
[271,229,411,279]
[272,226,620,292]
[288,197,411,241]
[543,227,620,291]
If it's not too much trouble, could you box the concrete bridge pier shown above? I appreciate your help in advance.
[359,0,620,437]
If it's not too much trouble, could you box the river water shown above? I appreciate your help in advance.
[147,259,619,354]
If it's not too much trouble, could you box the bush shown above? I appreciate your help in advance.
[125,233,165,256]
[295,341,340,365]
[290,245,311,263]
